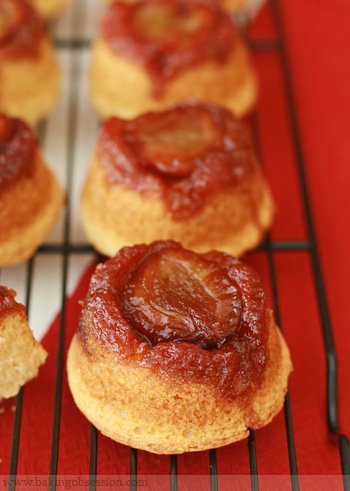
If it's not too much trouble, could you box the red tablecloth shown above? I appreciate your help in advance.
[1,1,349,488]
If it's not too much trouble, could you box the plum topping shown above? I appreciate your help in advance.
[122,247,242,349]
[124,107,219,177]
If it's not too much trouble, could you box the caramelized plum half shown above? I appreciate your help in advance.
[124,106,219,177]
[122,247,242,349]
[133,3,207,46]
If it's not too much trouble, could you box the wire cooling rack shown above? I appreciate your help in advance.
[1,0,350,490]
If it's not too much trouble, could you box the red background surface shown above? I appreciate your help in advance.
[1,0,349,488]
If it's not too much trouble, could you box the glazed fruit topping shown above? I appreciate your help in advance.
[98,104,256,220]
[124,106,219,177]
[122,247,242,349]
[133,3,207,46]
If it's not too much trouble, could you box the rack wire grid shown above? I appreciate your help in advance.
[1,0,349,489]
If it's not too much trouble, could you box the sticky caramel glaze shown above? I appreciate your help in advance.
[97,104,256,220]
[122,247,243,349]
[0,286,23,320]
[0,114,36,191]
[78,241,270,400]
[100,0,236,97]
[0,0,44,60]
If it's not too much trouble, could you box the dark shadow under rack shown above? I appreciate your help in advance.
[5,0,350,490]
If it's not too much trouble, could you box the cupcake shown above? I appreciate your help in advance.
[0,0,61,125]
[81,103,273,258]
[90,0,257,119]
[68,240,292,454]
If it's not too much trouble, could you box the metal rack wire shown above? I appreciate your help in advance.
[3,0,350,489]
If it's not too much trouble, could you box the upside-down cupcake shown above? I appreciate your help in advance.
[81,103,274,258]
[27,0,72,20]
[90,0,257,120]
[67,240,292,454]
[0,114,64,267]
[0,286,47,398]
[0,0,61,126]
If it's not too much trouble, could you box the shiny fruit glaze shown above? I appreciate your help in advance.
[97,103,256,220]
[122,247,242,349]
[124,105,219,177]
[133,3,207,44]
[78,241,270,398]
